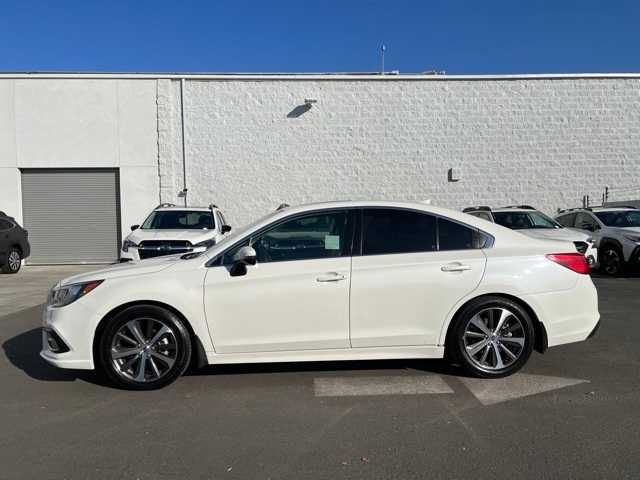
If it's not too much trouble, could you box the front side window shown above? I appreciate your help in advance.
[0,219,13,231]
[575,212,599,230]
[493,211,561,230]
[141,211,215,230]
[556,213,576,228]
[362,209,437,256]
[226,211,351,264]
[595,210,640,228]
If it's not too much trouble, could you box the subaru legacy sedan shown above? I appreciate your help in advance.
[41,201,599,390]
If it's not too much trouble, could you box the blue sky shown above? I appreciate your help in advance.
[1,0,638,74]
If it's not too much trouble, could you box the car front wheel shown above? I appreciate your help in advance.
[98,305,192,390]
[1,247,22,274]
[448,296,535,378]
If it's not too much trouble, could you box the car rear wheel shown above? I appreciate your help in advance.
[1,248,22,274]
[448,296,535,378]
[600,245,624,276]
[98,305,192,390]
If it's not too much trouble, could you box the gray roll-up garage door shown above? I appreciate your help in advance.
[21,169,121,264]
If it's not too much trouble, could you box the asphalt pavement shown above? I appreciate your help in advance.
[1,266,639,479]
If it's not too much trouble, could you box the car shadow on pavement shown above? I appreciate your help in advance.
[2,327,106,385]
[187,357,465,378]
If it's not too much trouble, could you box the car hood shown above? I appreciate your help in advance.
[58,255,184,287]
[518,228,590,242]
[126,229,218,244]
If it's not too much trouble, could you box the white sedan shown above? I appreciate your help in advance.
[41,201,600,390]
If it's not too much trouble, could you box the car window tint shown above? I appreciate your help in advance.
[575,213,597,229]
[0,219,13,231]
[362,209,436,256]
[249,211,350,263]
[438,218,480,250]
[556,213,576,228]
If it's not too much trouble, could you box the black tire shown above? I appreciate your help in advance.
[599,244,624,276]
[1,247,22,274]
[97,305,192,390]
[447,296,535,378]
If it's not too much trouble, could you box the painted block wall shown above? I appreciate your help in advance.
[158,77,640,227]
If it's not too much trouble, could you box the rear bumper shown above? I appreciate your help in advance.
[522,274,600,348]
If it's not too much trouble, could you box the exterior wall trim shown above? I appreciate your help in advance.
[0,72,640,81]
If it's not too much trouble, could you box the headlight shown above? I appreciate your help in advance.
[122,239,138,252]
[623,234,640,243]
[193,239,216,250]
[48,280,103,308]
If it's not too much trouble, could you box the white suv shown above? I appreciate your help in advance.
[555,206,640,275]
[463,205,598,267]
[42,201,599,390]
[120,204,231,262]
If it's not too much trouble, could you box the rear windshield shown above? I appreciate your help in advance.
[493,211,561,230]
[595,210,640,228]
[142,211,215,230]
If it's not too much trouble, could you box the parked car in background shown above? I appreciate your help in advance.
[120,204,231,262]
[41,201,599,390]
[555,206,640,275]
[0,211,30,274]
[463,205,598,267]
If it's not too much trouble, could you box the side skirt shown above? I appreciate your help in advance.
[204,345,445,365]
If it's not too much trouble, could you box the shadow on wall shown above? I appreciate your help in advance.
[286,104,312,118]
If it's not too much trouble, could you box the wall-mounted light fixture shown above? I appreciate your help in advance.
[304,98,317,107]
[448,168,461,182]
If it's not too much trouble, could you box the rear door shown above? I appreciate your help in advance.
[349,208,487,347]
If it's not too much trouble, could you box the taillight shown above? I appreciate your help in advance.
[546,253,590,274]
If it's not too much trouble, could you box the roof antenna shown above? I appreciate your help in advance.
[380,44,386,75]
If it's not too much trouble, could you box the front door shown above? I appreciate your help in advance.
[203,209,354,353]
[350,209,487,347]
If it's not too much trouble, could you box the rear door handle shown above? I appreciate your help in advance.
[316,272,346,282]
[441,263,472,272]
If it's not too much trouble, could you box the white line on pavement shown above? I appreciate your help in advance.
[460,373,589,406]
[314,375,454,397]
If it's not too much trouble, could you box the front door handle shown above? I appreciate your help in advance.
[316,272,346,282]
[441,263,472,272]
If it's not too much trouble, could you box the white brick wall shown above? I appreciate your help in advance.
[154,77,640,226]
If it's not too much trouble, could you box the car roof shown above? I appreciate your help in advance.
[154,207,215,212]
[491,208,538,214]
[268,200,526,237]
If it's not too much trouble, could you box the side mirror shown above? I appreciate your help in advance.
[232,246,257,266]
[230,246,257,277]
[221,225,232,234]
[131,224,140,231]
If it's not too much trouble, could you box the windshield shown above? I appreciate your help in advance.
[493,211,561,230]
[207,210,281,250]
[595,210,640,228]
[141,210,215,230]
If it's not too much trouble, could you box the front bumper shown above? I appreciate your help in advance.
[40,303,96,370]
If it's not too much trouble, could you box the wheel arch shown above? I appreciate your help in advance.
[92,300,208,370]
[599,237,623,251]
[444,293,548,356]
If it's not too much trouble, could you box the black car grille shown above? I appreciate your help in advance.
[573,241,588,254]
[138,240,193,259]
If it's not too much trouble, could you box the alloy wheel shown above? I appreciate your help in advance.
[463,307,526,371]
[110,317,178,383]
[602,248,621,275]
[8,250,21,272]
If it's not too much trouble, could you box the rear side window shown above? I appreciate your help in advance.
[469,211,493,222]
[438,218,484,250]
[362,209,437,256]
[556,213,576,228]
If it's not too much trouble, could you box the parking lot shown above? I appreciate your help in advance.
[1,266,639,479]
